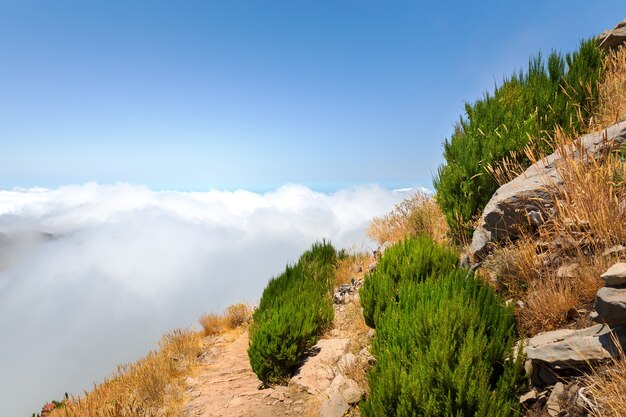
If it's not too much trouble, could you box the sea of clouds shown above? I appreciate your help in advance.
[0,182,414,416]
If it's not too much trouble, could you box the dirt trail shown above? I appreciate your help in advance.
[181,262,372,417]
[181,330,319,417]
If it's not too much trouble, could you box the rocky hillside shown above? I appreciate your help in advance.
[463,18,626,417]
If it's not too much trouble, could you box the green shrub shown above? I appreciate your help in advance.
[248,241,336,384]
[359,235,458,328]
[362,271,523,417]
[434,39,604,240]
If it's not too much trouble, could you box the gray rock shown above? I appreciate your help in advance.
[329,374,363,405]
[469,121,626,261]
[596,286,626,325]
[598,18,626,50]
[337,353,356,373]
[601,263,626,286]
[525,324,626,370]
[342,386,363,405]
[338,284,352,293]
[546,382,564,417]
[557,263,579,279]
[319,393,350,417]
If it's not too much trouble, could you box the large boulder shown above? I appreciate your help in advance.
[469,121,626,261]
[596,286,626,326]
[525,324,626,371]
[598,18,626,50]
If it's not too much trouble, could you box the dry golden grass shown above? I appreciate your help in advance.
[583,333,626,417]
[45,302,253,417]
[485,238,611,335]
[590,45,626,131]
[483,149,626,334]
[555,150,626,246]
[199,313,226,336]
[486,142,545,186]
[224,303,252,329]
[199,303,252,336]
[48,328,203,417]
[367,191,449,246]
[334,249,373,287]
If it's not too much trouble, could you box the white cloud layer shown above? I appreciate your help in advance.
[0,182,411,416]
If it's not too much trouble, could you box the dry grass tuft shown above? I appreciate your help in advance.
[483,149,626,334]
[47,301,254,417]
[591,45,626,131]
[199,313,226,336]
[49,328,203,417]
[367,191,449,246]
[224,303,252,329]
[555,150,626,246]
[200,302,253,336]
[583,333,626,417]
[334,248,373,287]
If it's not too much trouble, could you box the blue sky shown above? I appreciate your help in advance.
[0,1,622,191]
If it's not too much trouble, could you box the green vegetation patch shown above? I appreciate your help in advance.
[434,39,603,240]
[359,235,458,328]
[248,241,336,384]
[361,237,523,416]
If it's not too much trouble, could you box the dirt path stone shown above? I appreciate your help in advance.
[181,263,373,417]
[181,330,319,417]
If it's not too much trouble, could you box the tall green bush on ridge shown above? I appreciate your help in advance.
[359,235,458,328]
[362,253,523,416]
[361,236,522,417]
[434,39,603,240]
[248,241,336,384]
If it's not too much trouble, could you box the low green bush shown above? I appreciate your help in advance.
[362,271,523,417]
[248,241,336,384]
[359,236,458,328]
[434,39,604,240]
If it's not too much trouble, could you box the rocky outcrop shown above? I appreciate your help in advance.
[522,263,626,388]
[596,286,626,326]
[594,263,626,326]
[598,18,626,50]
[469,121,626,261]
[525,324,625,369]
